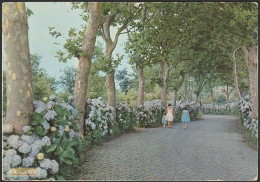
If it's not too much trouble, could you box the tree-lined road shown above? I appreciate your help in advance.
[75,115,258,181]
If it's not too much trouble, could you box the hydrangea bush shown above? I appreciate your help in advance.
[84,98,137,145]
[236,96,258,139]
[3,95,82,180]
[137,100,165,127]
[115,102,136,133]
[201,102,238,115]
[84,97,114,145]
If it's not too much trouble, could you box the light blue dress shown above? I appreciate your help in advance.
[162,116,167,124]
[181,110,190,123]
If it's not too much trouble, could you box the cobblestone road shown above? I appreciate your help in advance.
[75,115,258,181]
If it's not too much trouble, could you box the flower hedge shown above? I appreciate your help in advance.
[3,95,82,180]
[137,99,165,127]
[2,97,202,180]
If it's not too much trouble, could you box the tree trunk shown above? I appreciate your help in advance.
[2,3,33,135]
[232,48,242,99]
[137,65,145,106]
[172,89,177,107]
[159,62,164,97]
[196,93,200,102]
[226,85,230,102]
[161,58,170,107]
[242,45,258,120]
[210,89,214,103]
[106,70,116,108]
[74,2,103,135]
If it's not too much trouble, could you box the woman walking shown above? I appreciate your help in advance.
[165,103,175,128]
[181,107,190,130]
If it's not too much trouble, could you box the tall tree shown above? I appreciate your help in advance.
[73,2,104,134]
[2,2,33,135]
[100,2,142,116]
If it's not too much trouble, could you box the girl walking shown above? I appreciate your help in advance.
[165,103,175,128]
[162,111,167,128]
[181,107,190,130]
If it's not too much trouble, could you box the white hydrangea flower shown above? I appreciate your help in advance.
[69,129,76,139]
[29,146,40,157]
[50,160,59,174]
[3,155,13,166]
[16,175,29,180]
[41,136,51,146]
[40,158,52,169]
[22,156,34,167]
[18,142,31,154]
[21,134,38,145]
[58,125,64,136]
[23,126,31,133]
[41,120,50,130]
[5,149,17,157]
[47,100,56,106]
[3,163,10,173]
[90,122,96,130]
[35,107,46,114]
[49,95,56,101]
[11,155,22,167]
[33,100,47,110]
[44,110,57,121]
[35,167,47,179]
[7,135,23,149]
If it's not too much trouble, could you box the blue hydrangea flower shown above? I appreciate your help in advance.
[41,136,51,146]
[22,156,34,167]
[7,135,23,149]
[49,95,56,101]
[23,126,31,133]
[18,142,31,154]
[44,110,57,121]
[41,120,50,130]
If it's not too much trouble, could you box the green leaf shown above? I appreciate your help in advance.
[35,125,48,136]
[55,146,64,155]
[53,105,66,115]
[31,120,39,125]
[32,112,43,122]
[46,144,57,153]
[61,148,74,159]
[56,120,67,126]
[55,175,64,181]
[63,158,73,165]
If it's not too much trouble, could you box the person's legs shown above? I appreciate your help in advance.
[184,123,187,129]
[168,121,172,128]
[163,124,165,128]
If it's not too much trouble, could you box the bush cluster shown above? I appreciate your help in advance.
[3,95,82,180]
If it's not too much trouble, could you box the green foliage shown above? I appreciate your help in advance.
[59,67,77,94]
[31,54,57,100]
[115,68,134,94]
[216,95,227,104]
[27,101,82,179]
[26,7,34,18]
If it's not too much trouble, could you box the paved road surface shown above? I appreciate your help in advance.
[75,115,258,181]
